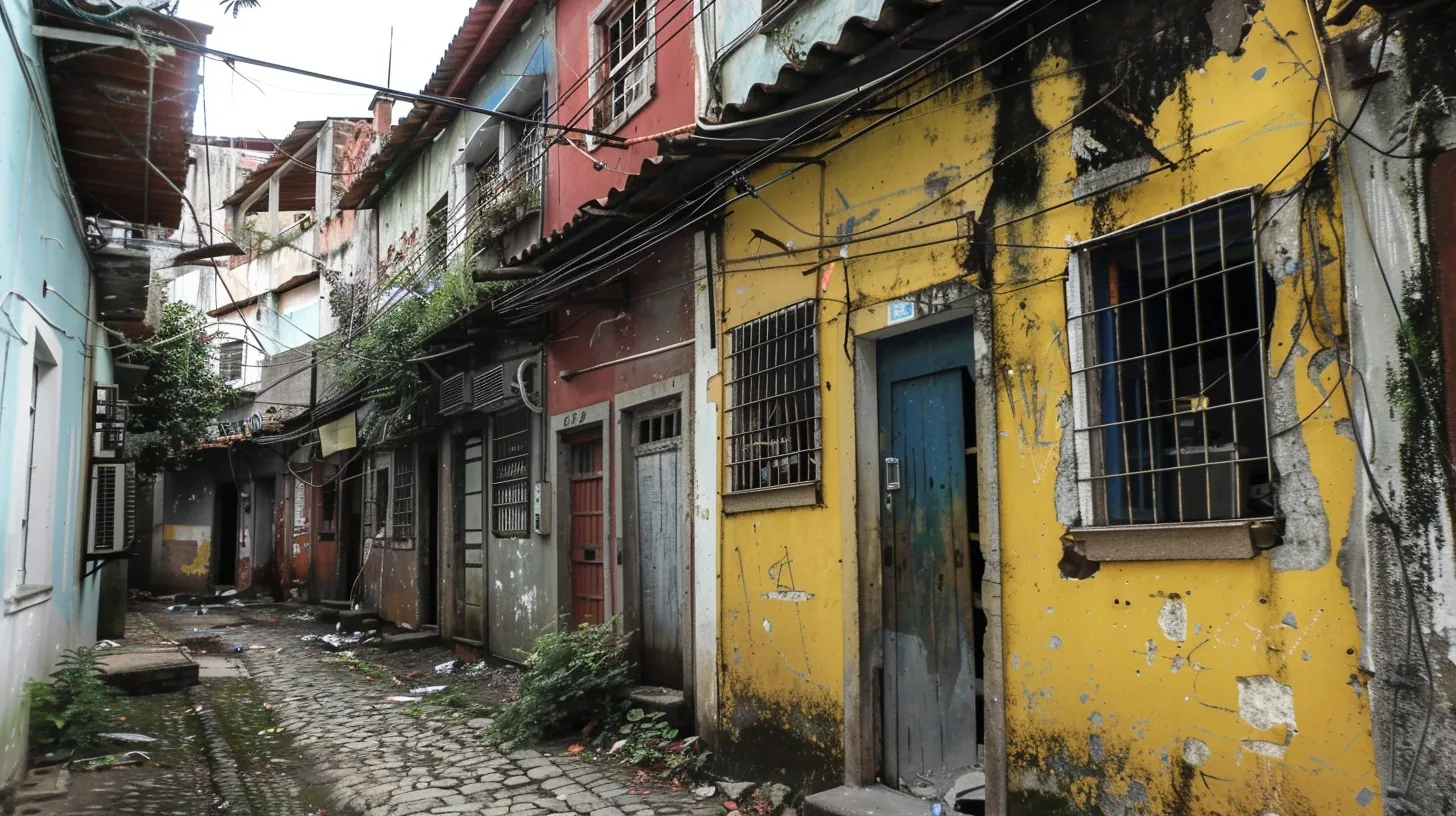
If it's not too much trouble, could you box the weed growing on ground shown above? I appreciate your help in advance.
[25,647,120,753]
[486,619,631,747]
[598,704,709,781]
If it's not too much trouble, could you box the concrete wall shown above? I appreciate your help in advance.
[0,0,109,789]
[547,0,696,232]
[710,1,1385,811]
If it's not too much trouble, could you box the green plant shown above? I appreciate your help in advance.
[25,647,119,753]
[125,300,236,477]
[320,249,491,446]
[486,618,632,747]
[427,687,493,719]
[602,705,709,780]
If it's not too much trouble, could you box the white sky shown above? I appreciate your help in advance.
[173,0,478,139]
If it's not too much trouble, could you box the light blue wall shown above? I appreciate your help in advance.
[0,0,108,789]
[712,0,885,109]
[275,301,321,351]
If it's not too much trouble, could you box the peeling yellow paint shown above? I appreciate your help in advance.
[714,0,1378,809]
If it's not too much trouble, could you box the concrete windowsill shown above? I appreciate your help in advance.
[722,483,818,515]
[1066,518,1276,562]
[5,583,54,614]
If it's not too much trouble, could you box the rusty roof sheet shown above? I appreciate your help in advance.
[35,3,211,228]
[221,120,326,212]
[339,0,540,211]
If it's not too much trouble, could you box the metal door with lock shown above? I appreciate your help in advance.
[567,433,606,626]
[877,318,980,792]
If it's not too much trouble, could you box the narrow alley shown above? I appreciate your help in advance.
[6,0,1456,814]
[21,598,723,816]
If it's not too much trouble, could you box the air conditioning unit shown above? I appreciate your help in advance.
[93,384,128,459]
[87,463,133,556]
[471,364,506,411]
[439,372,474,415]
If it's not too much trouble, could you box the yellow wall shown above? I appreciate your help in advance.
[714,1,1379,811]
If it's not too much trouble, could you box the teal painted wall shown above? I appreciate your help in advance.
[0,0,109,790]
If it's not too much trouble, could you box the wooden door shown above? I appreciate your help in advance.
[459,435,486,644]
[568,434,606,626]
[878,320,979,790]
[633,406,685,689]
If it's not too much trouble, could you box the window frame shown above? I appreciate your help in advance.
[1063,192,1275,559]
[722,299,822,513]
[218,338,244,383]
[392,446,416,541]
[589,0,656,137]
[490,407,533,538]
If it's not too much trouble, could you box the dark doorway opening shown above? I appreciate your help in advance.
[421,447,441,626]
[215,483,239,587]
[343,459,364,600]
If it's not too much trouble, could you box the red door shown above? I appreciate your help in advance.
[568,434,605,626]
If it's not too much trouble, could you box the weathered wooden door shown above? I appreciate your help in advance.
[459,435,486,645]
[568,433,606,626]
[878,320,978,790]
[633,406,685,688]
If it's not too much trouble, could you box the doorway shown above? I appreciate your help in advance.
[567,432,606,627]
[876,318,986,794]
[215,483,239,588]
[422,447,440,627]
[628,403,686,690]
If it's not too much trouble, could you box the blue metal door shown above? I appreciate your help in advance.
[877,318,980,792]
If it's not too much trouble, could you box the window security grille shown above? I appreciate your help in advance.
[393,450,415,540]
[602,0,652,125]
[520,106,544,210]
[426,196,448,268]
[373,466,390,536]
[219,340,244,382]
[1069,195,1273,526]
[491,408,531,536]
[725,300,821,492]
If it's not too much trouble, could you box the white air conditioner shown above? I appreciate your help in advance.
[439,372,474,416]
[502,355,540,403]
[87,463,132,555]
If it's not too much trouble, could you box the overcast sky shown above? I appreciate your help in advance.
[172,0,477,139]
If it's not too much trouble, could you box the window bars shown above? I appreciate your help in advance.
[725,300,821,492]
[520,105,545,210]
[1069,195,1273,526]
[218,339,244,382]
[603,0,652,125]
[491,408,531,536]
[392,449,415,540]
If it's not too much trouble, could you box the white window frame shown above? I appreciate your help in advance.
[7,305,64,612]
[218,337,245,383]
[589,0,656,138]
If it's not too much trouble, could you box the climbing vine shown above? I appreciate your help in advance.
[126,300,237,477]
[320,249,497,445]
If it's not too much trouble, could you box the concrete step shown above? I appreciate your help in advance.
[338,609,380,629]
[99,649,198,695]
[626,685,687,730]
[12,764,69,805]
[805,784,983,816]
[319,599,353,610]
[377,631,441,652]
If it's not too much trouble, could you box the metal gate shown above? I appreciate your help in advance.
[633,406,685,689]
[568,433,606,626]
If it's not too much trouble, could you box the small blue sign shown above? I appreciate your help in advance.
[887,300,916,325]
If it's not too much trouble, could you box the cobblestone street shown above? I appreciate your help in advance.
[31,603,722,816]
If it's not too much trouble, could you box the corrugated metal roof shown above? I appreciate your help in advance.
[339,0,540,211]
[35,3,212,228]
[221,120,326,211]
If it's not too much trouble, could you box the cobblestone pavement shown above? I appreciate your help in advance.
[142,604,721,816]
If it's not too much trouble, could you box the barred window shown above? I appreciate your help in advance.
[726,300,821,492]
[392,448,415,540]
[218,339,244,382]
[425,195,448,270]
[1068,195,1274,526]
[491,408,531,536]
[520,105,545,210]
